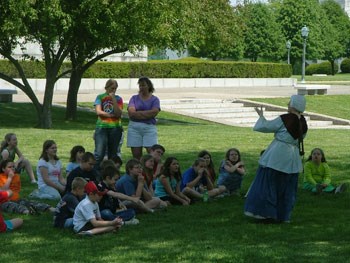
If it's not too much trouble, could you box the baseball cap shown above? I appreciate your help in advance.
[84,181,107,196]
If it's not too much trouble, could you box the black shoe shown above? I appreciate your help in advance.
[28,205,40,215]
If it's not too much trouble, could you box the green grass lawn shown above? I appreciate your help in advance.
[249,95,350,120]
[293,73,350,84]
[0,96,350,263]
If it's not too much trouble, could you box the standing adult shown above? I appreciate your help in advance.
[127,77,160,160]
[94,79,123,169]
[244,95,308,223]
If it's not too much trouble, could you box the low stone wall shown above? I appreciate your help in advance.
[0,78,297,92]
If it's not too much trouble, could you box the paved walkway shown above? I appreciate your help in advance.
[13,84,350,103]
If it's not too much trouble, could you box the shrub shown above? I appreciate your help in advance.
[340,58,350,73]
[305,61,337,75]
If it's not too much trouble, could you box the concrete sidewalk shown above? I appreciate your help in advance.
[13,84,350,103]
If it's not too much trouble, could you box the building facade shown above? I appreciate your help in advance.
[1,40,147,62]
[319,0,350,16]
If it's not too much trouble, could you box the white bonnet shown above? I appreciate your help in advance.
[290,95,306,113]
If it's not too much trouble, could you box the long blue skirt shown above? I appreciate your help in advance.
[244,166,298,222]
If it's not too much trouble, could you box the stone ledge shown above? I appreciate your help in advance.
[1,78,297,92]
[0,87,18,102]
[294,84,331,95]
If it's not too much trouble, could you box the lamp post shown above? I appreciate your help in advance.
[301,25,309,83]
[286,40,291,64]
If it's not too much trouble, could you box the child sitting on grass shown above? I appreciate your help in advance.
[303,148,347,194]
[180,158,226,201]
[116,158,165,213]
[73,181,123,236]
[197,150,216,185]
[1,133,37,183]
[217,148,246,196]
[0,190,23,233]
[54,177,87,228]
[66,145,85,178]
[35,140,66,200]
[154,157,191,206]
[65,152,99,194]
[0,160,53,215]
[98,165,140,225]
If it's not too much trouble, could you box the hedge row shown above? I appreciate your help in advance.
[0,60,292,78]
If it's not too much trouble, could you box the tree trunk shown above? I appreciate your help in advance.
[330,60,335,75]
[65,69,83,121]
[39,77,55,128]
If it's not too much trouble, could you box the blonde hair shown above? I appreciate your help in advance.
[71,177,87,191]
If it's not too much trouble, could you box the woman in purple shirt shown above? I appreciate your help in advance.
[127,77,161,160]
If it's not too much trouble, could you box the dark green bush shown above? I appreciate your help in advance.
[0,60,292,78]
[305,61,337,75]
[340,58,350,73]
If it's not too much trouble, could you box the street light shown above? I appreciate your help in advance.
[301,25,309,83]
[286,40,291,64]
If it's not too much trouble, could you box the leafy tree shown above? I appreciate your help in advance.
[0,0,207,127]
[320,0,350,74]
[188,0,244,61]
[277,0,325,69]
[0,0,72,128]
[240,2,285,62]
[64,0,206,120]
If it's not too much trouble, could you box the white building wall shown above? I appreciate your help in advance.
[2,40,148,62]
[319,0,350,16]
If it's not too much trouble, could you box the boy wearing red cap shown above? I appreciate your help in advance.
[73,181,123,236]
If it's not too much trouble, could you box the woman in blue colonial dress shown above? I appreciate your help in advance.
[244,95,308,223]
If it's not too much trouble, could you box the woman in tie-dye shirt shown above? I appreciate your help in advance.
[94,79,123,169]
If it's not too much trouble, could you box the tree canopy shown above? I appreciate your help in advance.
[240,3,285,62]
[188,0,244,60]
[0,0,209,127]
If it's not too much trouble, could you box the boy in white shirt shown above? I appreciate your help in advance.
[73,181,123,236]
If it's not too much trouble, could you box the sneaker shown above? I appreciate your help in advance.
[244,211,266,220]
[214,194,226,199]
[335,183,348,194]
[124,218,140,226]
[31,180,38,184]
[78,231,93,237]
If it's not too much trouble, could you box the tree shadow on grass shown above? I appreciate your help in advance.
[0,102,96,130]
[0,103,208,130]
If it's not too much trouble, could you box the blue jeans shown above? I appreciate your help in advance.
[100,208,136,222]
[94,127,123,169]
[36,185,62,200]
[64,218,73,228]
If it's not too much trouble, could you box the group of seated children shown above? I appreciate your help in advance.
[1,131,348,235]
[51,143,247,235]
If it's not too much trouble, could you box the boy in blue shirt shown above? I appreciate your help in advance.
[54,177,87,228]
